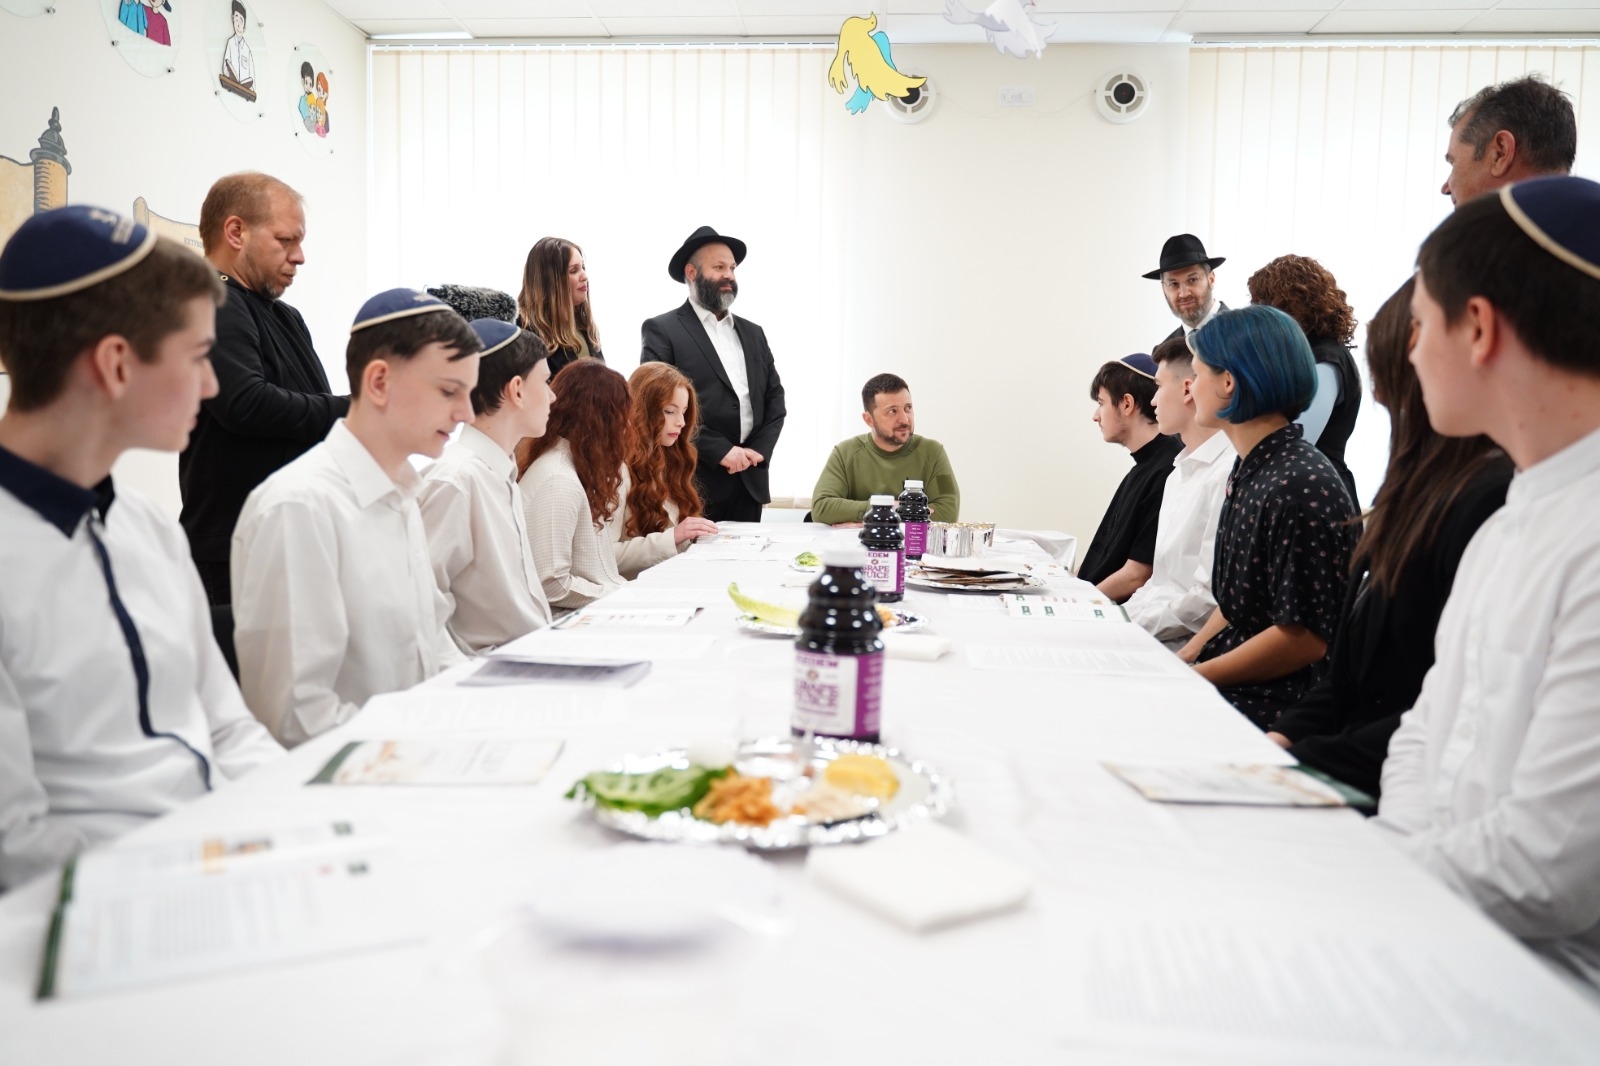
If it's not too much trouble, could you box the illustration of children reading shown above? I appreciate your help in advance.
[117,0,147,36]
[220,0,256,99]
[298,62,317,133]
[314,72,330,137]
[144,0,172,46]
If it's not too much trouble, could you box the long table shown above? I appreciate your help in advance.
[4,523,1599,1065]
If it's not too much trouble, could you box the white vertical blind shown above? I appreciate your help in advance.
[1187,44,1600,499]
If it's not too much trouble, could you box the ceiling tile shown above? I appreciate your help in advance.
[334,0,452,20]
[1180,0,1334,10]
[1170,10,1325,33]
[1312,10,1482,32]
[1334,0,1494,9]
[1033,11,1176,42]
[1464,8,1600,30]
[453,16,609,36]
[1030,1,1184,10]
[358,18,469,35]
[600,16,749,35]
[443,0,592,17]
[735,14,853,34]
[736,0,865,15]
[590,0,737,16]
[1491,0,1600,8]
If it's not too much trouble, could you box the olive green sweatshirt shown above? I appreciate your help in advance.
[809,434,961,526]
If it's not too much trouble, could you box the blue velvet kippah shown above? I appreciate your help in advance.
[1500,175,1600,282]
[1120,352,1158,380]
[469,318,520,358]
[350,287,452,333]
[0,205,157,301]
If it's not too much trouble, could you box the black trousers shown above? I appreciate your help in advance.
[705,493,763,523]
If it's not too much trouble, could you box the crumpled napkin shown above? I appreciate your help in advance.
[881,632,951,661]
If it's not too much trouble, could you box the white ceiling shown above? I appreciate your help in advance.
[334,0,1600,43]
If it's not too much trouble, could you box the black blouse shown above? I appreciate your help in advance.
[1078,433,1183,593]
[1275,457,1513,798]
[1308,337,1362,505]
[1199,423,1358,728]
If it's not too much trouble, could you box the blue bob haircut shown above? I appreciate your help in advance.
[1189,305,1316,423]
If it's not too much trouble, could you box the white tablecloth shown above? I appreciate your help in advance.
[3,524,1598,1065]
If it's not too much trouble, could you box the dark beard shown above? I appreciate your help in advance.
[693,274,737,313]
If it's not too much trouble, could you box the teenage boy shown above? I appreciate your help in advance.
[1078,353,1182,601]
[419,319,555,653]
[0,207,282,888]
[232,290,481,747]
[1123,335,1235,651]
[1376,175,1600,992]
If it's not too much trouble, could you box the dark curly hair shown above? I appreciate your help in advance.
[515,360,632,530]
[1246,254,1357,344]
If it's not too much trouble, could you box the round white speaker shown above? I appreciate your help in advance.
[882,75,936,125]
[1095,71,1150,124]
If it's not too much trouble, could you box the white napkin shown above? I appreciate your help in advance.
[881,632,951,661]
[995,529,1078,567]
[807,821,1033,932]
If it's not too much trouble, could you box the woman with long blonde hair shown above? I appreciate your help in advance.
[613,363,719,578]
[517,236,602,379]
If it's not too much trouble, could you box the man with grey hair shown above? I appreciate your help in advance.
[1441,74,1577,207]
[180,172,348,606]
[641,226,786,523]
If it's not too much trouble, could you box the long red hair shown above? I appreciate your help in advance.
[515,360,632,530]
[625,363,704,536]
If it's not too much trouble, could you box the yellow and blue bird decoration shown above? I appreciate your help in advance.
[828,15,926,116]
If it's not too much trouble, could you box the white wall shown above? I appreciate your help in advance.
[371,43,1191,542]
[0,1,366,518]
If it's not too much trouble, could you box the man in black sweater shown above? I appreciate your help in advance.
[179,173,348,605]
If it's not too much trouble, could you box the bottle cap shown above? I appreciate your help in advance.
[869,494,896,506]
[822,544,868,568]
[903,480,923,490]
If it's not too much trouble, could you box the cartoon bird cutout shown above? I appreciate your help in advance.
[943,0,1056,59]
[828,15,926,115]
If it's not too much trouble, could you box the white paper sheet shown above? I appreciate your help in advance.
[967,644,1188,677]
[555,606,703,630]
[354,687,618,735]
[308,738,565,786]
[491,631,717,663]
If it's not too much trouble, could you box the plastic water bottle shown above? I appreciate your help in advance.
[792,544,884,743]
[898,479,931,561]
[858,494,904,603]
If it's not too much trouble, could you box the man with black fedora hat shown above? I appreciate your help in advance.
[1145,233,1226,343]
[642,226,786,523]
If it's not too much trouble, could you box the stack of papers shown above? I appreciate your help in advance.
[1102,762,1371,808]
[680,534,770,561]
[999,593,1127,621]
[911,558,1030,587]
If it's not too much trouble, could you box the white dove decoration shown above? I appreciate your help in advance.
[943,0,1056,59]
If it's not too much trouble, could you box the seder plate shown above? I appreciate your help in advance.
[734,609,927,637]
[905,568,1046,593]
[570,736,953,850]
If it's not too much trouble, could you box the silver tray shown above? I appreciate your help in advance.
[905,570,1046,593]
[571,736,953,850]
[734,609,927,637]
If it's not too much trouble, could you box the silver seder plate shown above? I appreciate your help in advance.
[574,736,954,850]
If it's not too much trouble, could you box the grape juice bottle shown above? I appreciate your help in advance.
[898,479,931,561]
[792,545,884,743]
[858,494,904,603]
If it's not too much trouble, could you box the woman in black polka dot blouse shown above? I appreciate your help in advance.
[1177,304,1359,729]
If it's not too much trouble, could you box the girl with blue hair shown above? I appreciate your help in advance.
[1178,304,1359,729]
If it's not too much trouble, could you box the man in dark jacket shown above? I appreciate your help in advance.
[179,172,348,605]
[640,226,786,523]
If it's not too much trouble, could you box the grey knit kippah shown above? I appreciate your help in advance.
[426,283,517,324]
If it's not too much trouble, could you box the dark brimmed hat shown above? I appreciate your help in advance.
[351,288,452,333]
[668,226,746,283]
[0,205,157,301]
[468,318,520,358]
[1119,352,1158,380]
[1142,234,1225,280]
[1500,176,1600,282]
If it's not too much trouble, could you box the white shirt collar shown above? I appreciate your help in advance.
[1507,424,1600,508]
[456,423,516,481]
[324,420,420,508]
[1178,428,1234,468]
[688,288,735,330]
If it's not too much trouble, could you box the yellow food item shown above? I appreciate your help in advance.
[824,754,899,800]
[875,606,900,628]
[693,772,781,826]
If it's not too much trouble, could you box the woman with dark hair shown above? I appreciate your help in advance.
[1267,278,1512,798]
[518,236,603,379]
[516,361,631,609]
[1247,254,1363,502]
[1180,304,1359,729]
[613,363,720,579]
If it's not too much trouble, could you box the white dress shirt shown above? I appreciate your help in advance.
[222,34,255,84]
[232,421,446,747]
[0,451,281,889]
[519,437,627,609]
[688,290,753,442]
[1123,430,1235,647]
[419,425,551,653]
[611,465,684,580]
[1377,425,1600,990]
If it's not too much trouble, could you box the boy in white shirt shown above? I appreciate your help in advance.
[419,319,555,653]
[0,206,282,888]
[1376,176,1600,993]
[1124,334,1235,652]
[232,289,481,746]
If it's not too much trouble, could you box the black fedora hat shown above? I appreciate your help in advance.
[1142,234,1225,280]
[668,226,747,283]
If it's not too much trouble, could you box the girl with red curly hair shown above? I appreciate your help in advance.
[613,363,720,578]
[1247,254,1363,502]
[515,361,632,608]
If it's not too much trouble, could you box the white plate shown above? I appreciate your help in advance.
[735,609,928,637]
[568,736,954,850]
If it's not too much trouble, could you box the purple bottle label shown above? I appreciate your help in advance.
[904,521,929,558]
[792,649,883,738]
[863,548,904,595]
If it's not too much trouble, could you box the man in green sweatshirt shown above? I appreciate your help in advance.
[810,373,961,526]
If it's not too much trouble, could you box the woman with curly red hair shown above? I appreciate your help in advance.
[1247,254,1363,502]
[516,361,631,609]
[613,363,719,578]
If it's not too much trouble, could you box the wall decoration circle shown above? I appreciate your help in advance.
[0,1,54,16]
[206,0,269,122]
[288,44,334,158]
[100,0,181,77]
